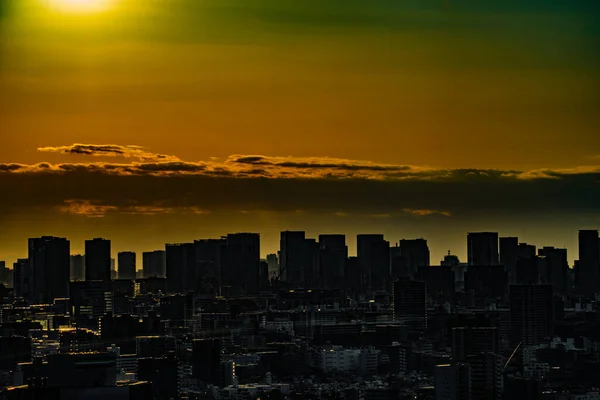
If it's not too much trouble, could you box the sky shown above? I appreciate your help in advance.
[0,0,599,265]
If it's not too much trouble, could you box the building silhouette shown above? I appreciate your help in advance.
[434,363,471,400]
[85,238,111,282]
[509,284,553,346]
[393,278,427,337]
[499,237,519,284]
[279,231,318,285]
[195,238,226,293]
[12,258,30,299]
[537,247,568,294]
[221,233,260,295]
[70,254,85,282]
[358,234,390,292]
[192,339,222,385]
[467,232,499,266]
[29,236,70,303]
[142,250,166,278]
[165,243,196,294]
[318,234,348,289]
[399,239,431,278]
[117,251,136,280]
[577,230,599,295]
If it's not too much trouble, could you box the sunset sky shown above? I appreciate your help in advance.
[1,0,599,264]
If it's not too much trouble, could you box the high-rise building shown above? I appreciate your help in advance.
[195,238,226,293]
[266,253,279,280]
[70,281,113,329]
[467,232,499,266]
[538,247,568,293]
[165,243,196,294]
[117,252,136,280]
[279,231,318,285]
[393,278,427,336]
[399,239,430,278]
[137,355,179,400]
[192,339,221,385]
[451,327,499,361]
[70,255,85,282]
[434,363,471,400]
[85,238,111,282]
[143,250,166,278]
[29,236,70,303]
[358,234,390,292]
[509,284,553,346]
[467,353,503,400]
[13,258,30,299]
[318,234,348,289]
[577,230,599,295]
[518,243,537,259]
[0,261,10,288]
[500,237,519,284]
[221,233,260,295]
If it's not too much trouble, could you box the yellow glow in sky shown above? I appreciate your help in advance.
[45,0,114,13]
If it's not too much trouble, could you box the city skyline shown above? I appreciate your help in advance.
[0,229,584,270]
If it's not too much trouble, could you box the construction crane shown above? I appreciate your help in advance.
[504,342,522,371]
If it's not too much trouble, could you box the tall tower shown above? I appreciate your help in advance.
[117,252,136,280]
[399,238,431,278]
[318,234,348,289]
[393,278,427,336]
[577,230,599,295]
[29,236,70,303]
[221,233,260,295]
[467,232,499,266]
[165,243,196,294]
[85,238,111,282]
[509,284,554,346]
[357,234,390,292]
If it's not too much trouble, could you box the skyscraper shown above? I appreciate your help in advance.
[165,243,196,294]
[70,255,85,282]
[577,230,599,295]
[399,238,431,278]
[434,363,471,400]
[192,339,222,385]
[467,353,503,400]
[13,258,30,299]
[499,237,519,284]
[85,238,111,282]
[221,233,260,295]
[117,252,136,280]
[357,234,390,292]
[279,231,318,285]
[509,284,553,346]
[266,254,279,280]
[538,247,568,293]
[452,327,499,361]
[143,250,166,278]
[393,278,427,336]
[195,238,226,292]
[467,232,499,266]
[318,234,348,289]
[29,236,70,303]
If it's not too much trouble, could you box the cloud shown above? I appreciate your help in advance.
[38,144,181,162]
[58,199,208,218]
[403,209,452,217]
[2,146,600,219]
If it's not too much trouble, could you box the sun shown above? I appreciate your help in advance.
[46,0,114,13]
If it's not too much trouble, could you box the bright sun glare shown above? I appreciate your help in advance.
[46,0,114,13]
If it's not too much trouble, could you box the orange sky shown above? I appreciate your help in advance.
[0,0,599,264]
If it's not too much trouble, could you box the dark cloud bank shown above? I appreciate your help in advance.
[0,144,599,219]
